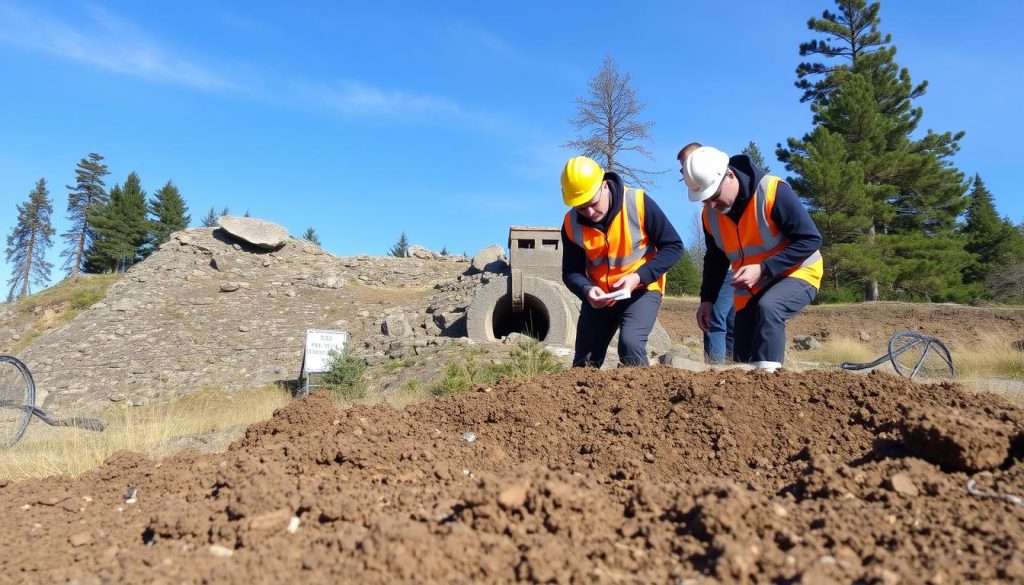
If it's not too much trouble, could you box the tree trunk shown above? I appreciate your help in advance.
[864,224,880,301]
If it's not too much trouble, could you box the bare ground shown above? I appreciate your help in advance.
[2,366,1023,583]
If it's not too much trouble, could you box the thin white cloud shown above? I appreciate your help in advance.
[310,80,464,119]
[446,22,531,67]
[0,2,239,92]
[303,80,517,136]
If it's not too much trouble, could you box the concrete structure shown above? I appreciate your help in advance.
[465,226,673,362]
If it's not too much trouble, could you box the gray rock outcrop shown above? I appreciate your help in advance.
[471,244,508,274]
[218,216,290,249]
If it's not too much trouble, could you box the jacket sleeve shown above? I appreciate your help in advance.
[561,224,594,301]
[762,181,823,279]
[635,195,684,286]
[700,226,729,302]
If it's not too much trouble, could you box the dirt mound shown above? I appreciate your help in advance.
[2,368,1023,583]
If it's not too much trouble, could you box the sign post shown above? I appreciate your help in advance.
[298,329,348,396]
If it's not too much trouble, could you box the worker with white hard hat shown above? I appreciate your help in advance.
[678,142,734,365]
[560,155,683,368]
[682,146,823,372]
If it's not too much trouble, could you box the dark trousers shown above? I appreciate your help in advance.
[572,289,662,368]
[733,277,817,364]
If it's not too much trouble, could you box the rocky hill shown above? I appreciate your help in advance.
[2,224,489,415]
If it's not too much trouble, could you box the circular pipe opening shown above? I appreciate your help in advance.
[491,294,551,341]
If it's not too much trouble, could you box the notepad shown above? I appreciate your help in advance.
[597,288,632,301]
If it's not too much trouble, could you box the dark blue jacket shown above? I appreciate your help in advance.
[561,172,684,301]
[700,155,822,302]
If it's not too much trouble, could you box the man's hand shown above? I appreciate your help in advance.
[731,264,763,290]
[611,273,641,296]
[696,301,714,332]
[586,286,615,308]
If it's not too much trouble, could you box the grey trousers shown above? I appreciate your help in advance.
[733,277,817,364]
[572,289,662,368]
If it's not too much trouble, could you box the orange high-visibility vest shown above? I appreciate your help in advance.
[703,175,823,311]
[564,186,667,294]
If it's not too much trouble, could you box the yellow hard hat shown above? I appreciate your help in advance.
[560,156,604,207]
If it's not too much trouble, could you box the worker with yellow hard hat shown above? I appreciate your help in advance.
[560,155,683,368]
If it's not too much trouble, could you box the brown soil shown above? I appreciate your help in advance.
[3,367,1024,583]
[660,298,1024,351]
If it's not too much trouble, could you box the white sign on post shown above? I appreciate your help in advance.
[301,329,348,378]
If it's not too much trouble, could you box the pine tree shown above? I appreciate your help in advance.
[201,207,219,227]
[778,0,968,302]
[960,174,1020,287]
[85,172,149,273]
[61,153,109,277]
[740,141,770,173]
[665,249,701,296]
[221,207,230,217]
[303,227,321,246]
[6,179,55,300]
[440,245,449,256]
[564,55,659,188]
[148,180,190,251]
[388,232,409,257]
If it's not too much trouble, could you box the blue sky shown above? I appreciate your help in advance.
[2,1,1021,289]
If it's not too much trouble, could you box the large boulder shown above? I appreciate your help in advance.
[471,244,508,274]
[407,245,438,260]
[217,216,290,249]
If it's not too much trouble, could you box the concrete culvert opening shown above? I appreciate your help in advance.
[490,294,550,341]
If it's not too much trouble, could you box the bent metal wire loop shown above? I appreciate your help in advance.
[841,331,955,379]
[0,354,36,448]
[1,354,105,448]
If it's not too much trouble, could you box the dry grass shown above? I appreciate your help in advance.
[792,334,1024,407]
[959,376,1024,408]
[0,384,291,482]
[952,332,1024,379]
[5,274,122,354]
[791,336,878,370]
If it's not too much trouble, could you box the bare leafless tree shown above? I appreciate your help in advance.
[688,211,706,275]
[564,55,660,189]
[986,254,1024,303]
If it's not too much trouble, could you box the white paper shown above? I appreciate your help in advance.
[597,288,632,301]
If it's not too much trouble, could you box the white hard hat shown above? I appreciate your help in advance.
[683,146,730,202]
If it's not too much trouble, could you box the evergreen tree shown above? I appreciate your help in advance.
[960,175,1007,285]
[665,249,701,296]
[60,153,109,277]
[221,207,230,217]
[564,55,659,188]
[440,245,449,256]
[388,232,410,257]
[740,141,770,173]
[778,0,968,302]
[6,179,55,300]
[303,227,321,246]
[85,172,149,273]
[201,207,219,228]
[148,180,190,250]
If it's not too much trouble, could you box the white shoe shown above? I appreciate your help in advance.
[752,361,782,373]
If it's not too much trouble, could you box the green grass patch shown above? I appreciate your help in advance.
[321,346,367,401]
[382,356,417,373]
[16,274,121,315]
[431,338,564,397]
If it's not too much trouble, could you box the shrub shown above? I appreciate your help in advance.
[431,338,564,397]
[321,347,366,401]
[70,289,105,310]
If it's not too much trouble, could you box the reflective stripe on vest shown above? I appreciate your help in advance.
[703,175,823,310]
[564,187,666,294]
